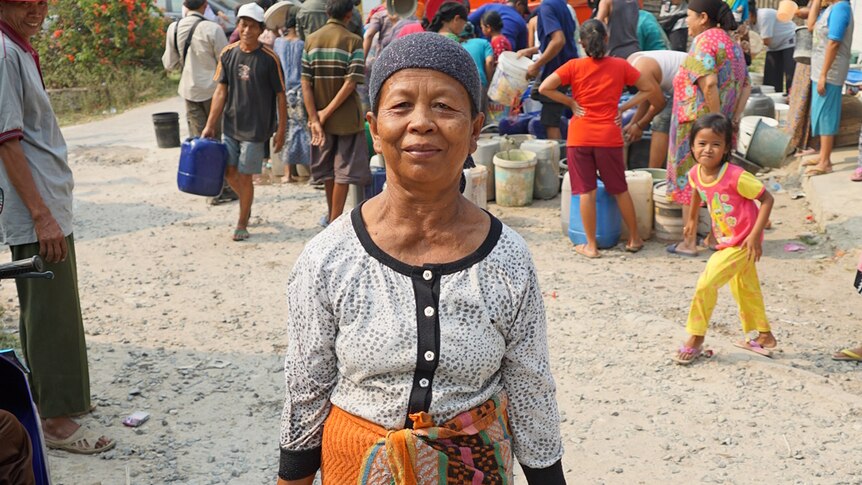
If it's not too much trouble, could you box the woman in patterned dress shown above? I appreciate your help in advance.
[276,33,565,485]
[665,0,750,256]
[273,13,310,182]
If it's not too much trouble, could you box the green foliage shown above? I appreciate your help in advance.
[32,0,169,89]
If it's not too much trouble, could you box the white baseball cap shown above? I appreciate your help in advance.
[237,2,265,23]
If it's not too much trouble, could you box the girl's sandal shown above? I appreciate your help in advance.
[732,339,773,358]
[671,346,714,365]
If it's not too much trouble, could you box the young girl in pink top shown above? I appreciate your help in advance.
[674,114,776,365]
[832,253,862,361]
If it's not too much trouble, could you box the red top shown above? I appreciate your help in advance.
[490,35,512,60]
[554,56,640,147]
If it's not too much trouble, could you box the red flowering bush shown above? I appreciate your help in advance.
[33,0,168,88]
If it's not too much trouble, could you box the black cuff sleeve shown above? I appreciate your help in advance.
[522,459,566,485]
[278,447,321,481]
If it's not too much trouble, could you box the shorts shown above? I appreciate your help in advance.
[650,92,673,134]
[310,131,370,185]
[223,136,266,175]
[532,86,568,128]
[810,81,842,136]
[566,146,627,195]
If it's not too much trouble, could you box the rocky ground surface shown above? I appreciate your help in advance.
[1,99,861,484]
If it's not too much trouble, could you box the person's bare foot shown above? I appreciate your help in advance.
[676,335,706,363]
[626,237,644,252]
[833,346,862,361]
[754,331,777,349]
[42,416,112,449]
[574,244,600,259]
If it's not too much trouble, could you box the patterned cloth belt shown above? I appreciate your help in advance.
[321,393,514,485]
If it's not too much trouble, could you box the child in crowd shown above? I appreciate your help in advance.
[831,252,862,361]
[202,3,287,241]
[481,10,512,60]
[673,114,776,365]
[538,19,660,258]
[273,13,310,182]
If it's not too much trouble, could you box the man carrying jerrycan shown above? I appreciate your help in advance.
[162,0,239,206]
[202,2,287,241]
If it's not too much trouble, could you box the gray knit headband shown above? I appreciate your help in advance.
[369,32,483,115]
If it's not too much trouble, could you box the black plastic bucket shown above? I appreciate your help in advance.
[152,112,181,148]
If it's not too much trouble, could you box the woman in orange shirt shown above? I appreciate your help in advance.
[539,19,662,258]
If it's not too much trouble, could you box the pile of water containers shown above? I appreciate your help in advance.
[343,133,707,247]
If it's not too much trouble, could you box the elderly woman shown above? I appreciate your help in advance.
[665,0,750,257]
[801,0,854,177]
[277,33,565,485]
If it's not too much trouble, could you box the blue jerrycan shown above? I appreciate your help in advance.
[177,137,228,197]
[568,179,622,249]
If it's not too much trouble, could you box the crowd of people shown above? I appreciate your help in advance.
[1,0,862,482]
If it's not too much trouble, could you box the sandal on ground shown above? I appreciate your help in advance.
[574,244,600,259]
[851,167,862,182]
[625,244,644,253]
[672,346,714,365]
[805,167,832,177]
[666,243,698,257]
[832,348,862,361]
[732,339,773,358]
[45,426,115,455]
[232,229,250,241]
[800,158,819,166]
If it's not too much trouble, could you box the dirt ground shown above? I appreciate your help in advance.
[2,98,861,484]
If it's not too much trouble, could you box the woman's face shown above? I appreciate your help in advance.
[368,69,483,192]
[687,9,709,37]
[448,15,467,35]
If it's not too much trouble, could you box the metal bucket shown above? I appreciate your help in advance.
[794,26,812,65]
[746,121,793,168]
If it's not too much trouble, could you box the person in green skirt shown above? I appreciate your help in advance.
[0,0,113,454]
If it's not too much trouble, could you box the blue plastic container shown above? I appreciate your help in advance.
[568,179,621,249]
[371,167,386,194]
[177,137,228,197]
[364,167,387,199]
[499,113,533,135]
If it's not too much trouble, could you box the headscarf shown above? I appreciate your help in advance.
[368,32,482,114]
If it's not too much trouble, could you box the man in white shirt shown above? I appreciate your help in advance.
[163,0,229,138]
[164,0,236,204]
[751,4,797,92]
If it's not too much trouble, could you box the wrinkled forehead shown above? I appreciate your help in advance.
[379,68,471,103]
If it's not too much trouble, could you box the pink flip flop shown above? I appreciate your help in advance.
[671,346,714,365]
[733,339,773,358]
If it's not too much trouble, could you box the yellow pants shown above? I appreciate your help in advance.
[686,246,770,337]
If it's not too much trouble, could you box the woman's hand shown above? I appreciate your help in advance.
[817,76,827,95]
[570,100,585,117]
[742,233,763,263]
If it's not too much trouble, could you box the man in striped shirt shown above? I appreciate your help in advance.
[302,0,369,227]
